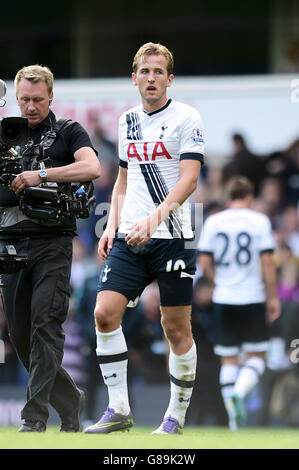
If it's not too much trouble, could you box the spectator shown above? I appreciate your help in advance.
[222,133,266,195]
[87,114,118,173]
[276,240,299,304]
[255,176,285,223]
[279,205,299,258]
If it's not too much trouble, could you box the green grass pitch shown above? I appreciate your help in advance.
[0,426,299,449]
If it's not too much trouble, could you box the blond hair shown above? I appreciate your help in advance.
[14,65,54,95]
[226,176,254,200]
[132,42,174,75]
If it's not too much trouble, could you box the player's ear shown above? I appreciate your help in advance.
[167,74,174,87]
[132,73,137,86]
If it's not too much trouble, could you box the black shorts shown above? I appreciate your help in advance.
[213,303,269,356]
[98,235,196,307]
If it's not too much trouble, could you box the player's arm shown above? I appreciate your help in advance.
[260,251,281,323]
[126,159,201,246]
[197,252,215,285]
[98,166,127,260]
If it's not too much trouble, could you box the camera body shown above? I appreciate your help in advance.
[19,181,96,224]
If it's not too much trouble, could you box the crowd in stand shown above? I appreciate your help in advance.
[0,121,298,427]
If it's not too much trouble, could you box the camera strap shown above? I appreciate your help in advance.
[40,117,71,150]
[22,117,71,164]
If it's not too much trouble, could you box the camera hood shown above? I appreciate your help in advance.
[0,116,29,147]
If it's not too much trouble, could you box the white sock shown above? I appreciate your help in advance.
[234,356,265,399]
[219,364,239,426]
[96,326,131,415]
[164,342,197,427]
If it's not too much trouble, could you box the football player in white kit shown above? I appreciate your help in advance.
[85,42,205,434]
[197,176,280,430]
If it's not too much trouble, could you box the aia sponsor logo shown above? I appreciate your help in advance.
[127,141,172,161]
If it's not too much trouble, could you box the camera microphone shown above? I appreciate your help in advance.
[0,80,7,99]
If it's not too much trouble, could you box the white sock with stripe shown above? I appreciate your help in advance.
[233,356,265,399]
[220,364,239,427]
[96,326,131,415]
[164,342,197,427]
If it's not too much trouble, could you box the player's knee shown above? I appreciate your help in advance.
[94,306,112,332]
[162,319,186,346]
[94,303,123,332]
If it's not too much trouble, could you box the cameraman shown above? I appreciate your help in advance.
[0,65,101,432]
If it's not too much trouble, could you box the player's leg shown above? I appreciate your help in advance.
[153,270,196,434]
[85,239,150,434]
[233,304,268,400]
[213,304,245,430]
[156,304,196,434]
[233,351,266,403]
[219,356,246,430]
[230,303,268,428]
[84,290,134,433]
[95,290,130,414]
[150,239,197,434]
[229,351,266,430]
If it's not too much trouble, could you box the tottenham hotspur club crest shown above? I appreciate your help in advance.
[102,265,111,283]
[159,123,168,139]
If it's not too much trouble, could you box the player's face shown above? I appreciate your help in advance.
[132,54,174,112]
[16,78,52,128]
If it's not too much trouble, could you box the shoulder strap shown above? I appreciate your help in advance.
[53,117,72,133]
[41,118,72,149]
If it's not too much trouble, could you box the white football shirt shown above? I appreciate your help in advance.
[197,208,274,304]
[118,99,205,239]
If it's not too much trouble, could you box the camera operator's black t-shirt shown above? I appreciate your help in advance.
[0,110,97,238]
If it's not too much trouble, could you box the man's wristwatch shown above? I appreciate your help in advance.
[38,169,47,183]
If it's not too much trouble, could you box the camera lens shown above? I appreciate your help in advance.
[0,116,28,146]
[3,122,20,141]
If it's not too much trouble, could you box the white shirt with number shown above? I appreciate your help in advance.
[118,99,204,239]
[197,208,274,304]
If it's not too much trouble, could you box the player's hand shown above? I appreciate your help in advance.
[125,216,156,246]
[10,171,41,194]
[98,228,115,260]
[266,297,281,323]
